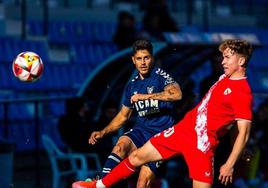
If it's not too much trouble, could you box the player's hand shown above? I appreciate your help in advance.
[88,131,103,145]
[131,94,146,103]
[218,163,234,185]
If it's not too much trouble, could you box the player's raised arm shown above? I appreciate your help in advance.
[131,82,182,103]
[88,105,132,145]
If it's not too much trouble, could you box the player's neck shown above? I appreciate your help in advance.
[139,72,150,80]
[228,66,247,79]
[228,71,246,79]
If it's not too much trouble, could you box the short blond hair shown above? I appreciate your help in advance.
[219,39,253,66]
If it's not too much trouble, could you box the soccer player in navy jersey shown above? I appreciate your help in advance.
[73,39,182,188]
[73,39,253,188]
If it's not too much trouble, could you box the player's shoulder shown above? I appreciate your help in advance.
[153,67,174,79]
[230,77,252,94]
[218,74,226,81]
[153,67,177,87]
[153,66,168,75]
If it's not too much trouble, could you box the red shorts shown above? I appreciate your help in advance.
[150,118,215,184]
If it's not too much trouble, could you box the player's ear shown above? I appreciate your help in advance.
[131,56,135,64]
[239,57,246,66]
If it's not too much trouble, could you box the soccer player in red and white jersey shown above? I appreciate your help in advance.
[72,39,253,188]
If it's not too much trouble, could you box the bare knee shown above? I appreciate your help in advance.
[128,150,145,167]
[112,143,127,158]
[112,136,135,158]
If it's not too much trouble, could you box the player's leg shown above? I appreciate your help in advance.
[136,159,164,188]
[184,146,214,188]
[72,126,179,188]
[192,180,212,188]
[136,165,155,188]
[72,137,139,188]
[128,140,163,166]
[99,141,163,187]
[101,135,136,177]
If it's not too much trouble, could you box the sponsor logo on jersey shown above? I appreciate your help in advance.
[224,88,232,95]
[147,86,154,94]
[134,99,159,117]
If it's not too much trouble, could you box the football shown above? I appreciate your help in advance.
[12,51,44,82]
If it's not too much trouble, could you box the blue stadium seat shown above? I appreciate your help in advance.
[0,38,49,63]
[48,21,116,44]
[26,20,44,36]
[2,38,16,62]
[1,62,92,94]
[70,21,93,43]
[70,43,89,63]
[90,22,116,42]
[49,101,65,117]
[71,64,92,87]
[0,64,11,88]
[42,134,101,188]
[0,42,5,62]
[8,122,36,151]
[70,43,117,67]
[48,21,73,44]
[40,119,66,149]
[42,64,92,90]
[8,103,32,120]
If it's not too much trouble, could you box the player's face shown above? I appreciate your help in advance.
[221,48,245,78]
[132,50,153,78]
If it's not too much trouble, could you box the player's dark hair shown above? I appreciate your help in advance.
[132,39,153,55]
[219,39,253,67]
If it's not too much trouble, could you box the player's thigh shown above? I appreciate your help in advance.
[185,149,214,185]
[137,165,155,188]
[112,135,137,156]
[192,180,212,188]
[129,141,162,166]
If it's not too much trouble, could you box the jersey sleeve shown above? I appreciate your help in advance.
[231,87,253,121]
[157,69,177,88]
[121,82,133,108]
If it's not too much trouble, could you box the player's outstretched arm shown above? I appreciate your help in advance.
[88,105,132,145]
[218,120,251,185]
[131,83,182,103]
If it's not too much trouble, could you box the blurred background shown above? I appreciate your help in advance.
[0,0,268,188]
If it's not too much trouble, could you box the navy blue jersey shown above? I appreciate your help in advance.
[122,66,177,134]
